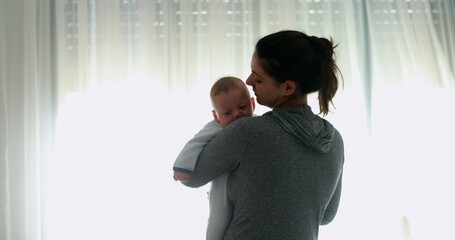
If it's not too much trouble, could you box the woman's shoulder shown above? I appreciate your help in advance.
[226,115,273,132]
[242,114,271,123]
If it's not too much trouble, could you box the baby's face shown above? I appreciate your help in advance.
[212,89,255,127]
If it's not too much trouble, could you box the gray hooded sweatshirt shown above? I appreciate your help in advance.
[184,105,344,240]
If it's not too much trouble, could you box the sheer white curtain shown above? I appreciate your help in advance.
[358,1,455,240]
[1,0,455,240]
[1,0,54,240]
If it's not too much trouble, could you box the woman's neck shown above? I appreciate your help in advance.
[272,94,308,109]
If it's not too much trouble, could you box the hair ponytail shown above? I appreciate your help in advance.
[312,37,340,116]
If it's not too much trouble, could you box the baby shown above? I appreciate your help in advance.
[173,76,255,240]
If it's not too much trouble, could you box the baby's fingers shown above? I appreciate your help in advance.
[173,172,190,182]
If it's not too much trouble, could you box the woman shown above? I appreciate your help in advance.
[184,30,344,240]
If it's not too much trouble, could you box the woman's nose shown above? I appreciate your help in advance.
[246,76,253,86]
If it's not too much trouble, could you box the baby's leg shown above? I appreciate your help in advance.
[206,174,233,240]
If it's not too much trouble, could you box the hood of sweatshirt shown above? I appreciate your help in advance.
[263,105,335,153]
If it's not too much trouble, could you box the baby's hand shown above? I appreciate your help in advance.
[173,171,190,182]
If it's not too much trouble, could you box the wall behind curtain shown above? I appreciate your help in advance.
[1,0,455,240]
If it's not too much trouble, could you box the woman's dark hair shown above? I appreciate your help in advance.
[255,30,341,116]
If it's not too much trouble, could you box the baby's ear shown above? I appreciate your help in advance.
[212,110,220,123]
[250,97,256,111]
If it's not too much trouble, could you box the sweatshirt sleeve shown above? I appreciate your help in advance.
[173,120,223,174]
[320,128,344,225]
[321,171,342,225]
[182,119,246,188]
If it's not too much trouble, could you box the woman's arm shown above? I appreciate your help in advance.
[182,120,247,188]
[173,120,223,174]
[321,172,342,225]
[321,129,344,225]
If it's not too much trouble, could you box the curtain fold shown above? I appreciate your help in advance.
[1,1,455,240]
[1,0,54,240]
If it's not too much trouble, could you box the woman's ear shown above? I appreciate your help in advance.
[282,80,297,96]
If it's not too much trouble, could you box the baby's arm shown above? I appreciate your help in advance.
[173,120,223,182]
[183,119,247,188]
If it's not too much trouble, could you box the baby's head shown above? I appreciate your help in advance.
[210,76,255,127]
